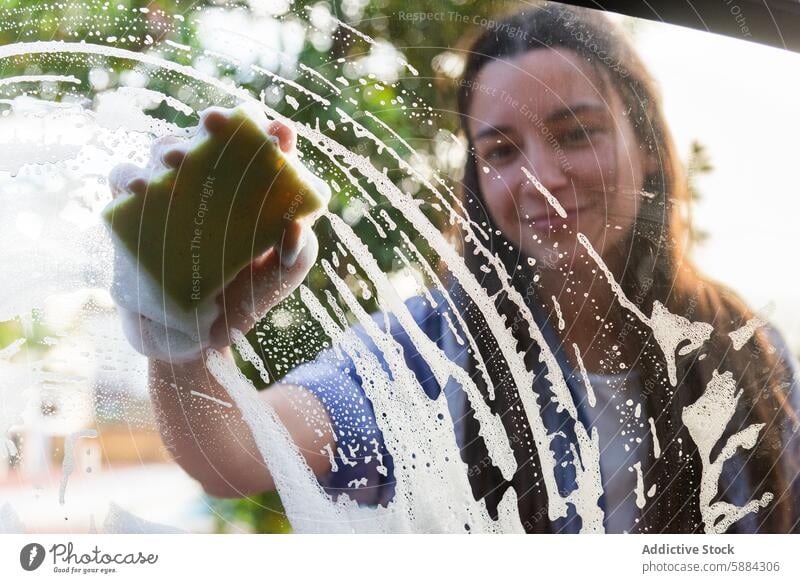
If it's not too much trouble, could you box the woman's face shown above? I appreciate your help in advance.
[467,48,654,271]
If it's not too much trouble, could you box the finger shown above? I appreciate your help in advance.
[108,163,147,198]
[160,142,191,168]
[266,120,296,153]
[145,135,186,170]
[278,219,305,268]
[201,106,231,135]
[209,227,318,347]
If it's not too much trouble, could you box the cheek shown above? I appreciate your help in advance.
[609,192,639,227]
[478,172,519,228]
[568,137,643,215]
[567,142,616,186]
[610,143,646,226]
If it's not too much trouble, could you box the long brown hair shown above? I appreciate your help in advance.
[450,3,798,533]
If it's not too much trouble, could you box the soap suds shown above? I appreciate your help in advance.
[522,167,567,218]
[190,390,233,408]
[648,417,661,459]
[0,503,24,533]
[729,316,766,350]
[60,429,98,505]
[573,343,597,408]
[682,370,773,533]
[552,295,566,331]
[578,233,713,386]
[0,74,81,87]
[632,461,646,509]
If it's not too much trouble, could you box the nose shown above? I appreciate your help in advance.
[519,136,569,201]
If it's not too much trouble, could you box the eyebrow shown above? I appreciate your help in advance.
[544,103,608,123]
[473,125,515,142]
[472,103,608,142]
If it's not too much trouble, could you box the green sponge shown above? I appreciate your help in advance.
[102,107,329,312]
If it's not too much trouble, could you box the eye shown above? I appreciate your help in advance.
[484,143,516,164]
[560,126,604,147]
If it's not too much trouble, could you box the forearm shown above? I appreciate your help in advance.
[148,349,334,498]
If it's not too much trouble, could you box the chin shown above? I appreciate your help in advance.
[524,241,585,271]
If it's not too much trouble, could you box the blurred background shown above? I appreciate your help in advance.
[0,0,797,533]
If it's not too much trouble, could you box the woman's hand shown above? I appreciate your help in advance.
[108,107,319,360]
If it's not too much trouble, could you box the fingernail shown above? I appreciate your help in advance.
[280,229,307,268]
[280,243,301,268]
[162,147,185,168]
[202,108,227,134]
[127,177,147,196]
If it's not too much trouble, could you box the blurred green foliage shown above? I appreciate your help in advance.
[686,140,713,245]
[212,490,292,534]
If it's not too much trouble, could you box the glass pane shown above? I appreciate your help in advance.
[0,0,797,535]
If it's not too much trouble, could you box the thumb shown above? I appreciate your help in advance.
[108,163,147,199]
[209,224,319,347]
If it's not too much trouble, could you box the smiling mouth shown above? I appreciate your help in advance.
[526,204,591,228]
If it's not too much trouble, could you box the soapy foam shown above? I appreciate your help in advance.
[0,503,24,534]
[682,370,773,533]
[577,233,713,386]
[522,167,567,218]
[552,295,566,331]
[103,502,184,534]
[729,316,766,350]
[573,344,597,408]
[632,461,646,510]
[648,417,661,459]
[60,429,98,505]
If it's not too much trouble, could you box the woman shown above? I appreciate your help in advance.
[448,6,800,533]
[112,5,799,532]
